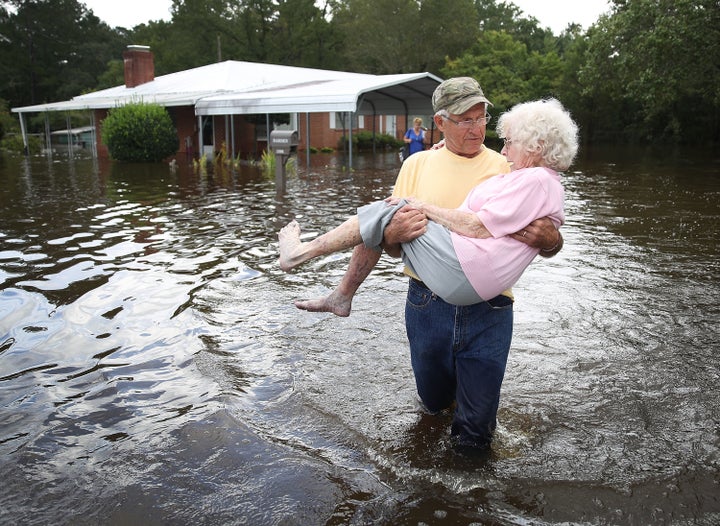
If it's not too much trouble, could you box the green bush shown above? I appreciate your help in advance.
[0,133,43,154]
[338,131,402,151]
[102,102,178,162]
[0,98,16,143]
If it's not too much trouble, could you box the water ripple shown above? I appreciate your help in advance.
[1,152,719,525]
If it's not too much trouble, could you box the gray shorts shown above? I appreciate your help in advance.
[357,200,482,305]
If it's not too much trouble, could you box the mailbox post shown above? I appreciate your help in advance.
[269,130,298,194]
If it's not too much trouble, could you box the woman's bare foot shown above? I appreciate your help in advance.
[278,220,305,271]
[294,288,353,317]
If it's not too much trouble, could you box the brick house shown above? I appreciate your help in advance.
[13,46,441,162]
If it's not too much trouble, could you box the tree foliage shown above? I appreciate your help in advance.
[581,0,720,143]
[1,0,718,145]
[332,0,421,74]
[442,30,563,115]
[0,0,125,107]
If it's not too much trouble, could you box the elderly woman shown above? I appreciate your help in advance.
[278,98,579,311]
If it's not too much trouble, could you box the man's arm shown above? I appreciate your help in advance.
[539,229,563,257]
[381,205,427,257]
[511,217,563,258]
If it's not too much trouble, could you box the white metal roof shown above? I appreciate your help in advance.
[12,60,442,116]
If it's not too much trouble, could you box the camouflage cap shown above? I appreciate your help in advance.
[432,77,493,114]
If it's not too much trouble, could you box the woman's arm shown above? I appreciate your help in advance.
[407,199,491,239]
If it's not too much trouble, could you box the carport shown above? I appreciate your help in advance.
[195,71,442,166]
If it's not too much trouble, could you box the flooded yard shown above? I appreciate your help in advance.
[1,147,718,525]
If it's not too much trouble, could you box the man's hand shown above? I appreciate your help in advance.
[511,217,563,258]
[381,205,427,257]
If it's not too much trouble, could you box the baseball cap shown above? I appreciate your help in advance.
[432,77,493,114]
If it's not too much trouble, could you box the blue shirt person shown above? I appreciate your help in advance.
[403,118,426,157]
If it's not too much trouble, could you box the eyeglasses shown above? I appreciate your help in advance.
[502,138,514,147]
[443,113,491,128]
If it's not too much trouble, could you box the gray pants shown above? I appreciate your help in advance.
[357,200,483,305]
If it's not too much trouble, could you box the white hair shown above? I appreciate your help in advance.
[496,98,579,171]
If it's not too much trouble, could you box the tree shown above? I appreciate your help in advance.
[3,0,717,148]
[127,0,345,76]
[442,30,562,115]
[330,0,478,75]
[0,0,124,108]
[331,0,420,74]
[553,25,595,143]
[416,0,479,74]
[476,1,554,53]
[581,0,720,143]
[273,0,344,69]
[131,0,235,75]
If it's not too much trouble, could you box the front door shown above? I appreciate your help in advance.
[202,116,214,159]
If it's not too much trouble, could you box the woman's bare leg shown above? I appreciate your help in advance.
[294,244,382,317]
[278,217,363,272]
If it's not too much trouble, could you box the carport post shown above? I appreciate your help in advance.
[305,113,310,169]
[90,112,97,158]
[17,112,28,156]
[44,114,51,157]
[66,114,74,160]
[197,115,203,158]
[230,115,235,160]
[348,112,353,169]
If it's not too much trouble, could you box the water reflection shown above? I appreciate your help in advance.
[1,148,719,525]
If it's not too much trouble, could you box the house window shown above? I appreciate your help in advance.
[272,113,300,139]
[330,113,364,130]
[385,115,397,136]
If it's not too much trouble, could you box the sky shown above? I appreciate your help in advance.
[510,0,611,33]
[82,0,173,28]
[82,0,611,35]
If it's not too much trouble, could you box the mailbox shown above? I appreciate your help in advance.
[269,129,298,196]
[269,129,298,155]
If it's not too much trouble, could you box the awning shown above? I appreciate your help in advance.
[194,73,442,116]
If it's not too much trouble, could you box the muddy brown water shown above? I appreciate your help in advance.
[1,146,718,525]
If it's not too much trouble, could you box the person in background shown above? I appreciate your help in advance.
[403,117,427,158]
[292,77,564,451]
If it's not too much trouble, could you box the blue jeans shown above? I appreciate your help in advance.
[405,278,514,449]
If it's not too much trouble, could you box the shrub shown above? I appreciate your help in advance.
[102,102,178,162]
[338,131,402,151]
[260,149,276,175]
[0,98,16,143]
[0,133,43,154]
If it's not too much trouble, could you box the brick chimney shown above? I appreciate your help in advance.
[123,45,155,88]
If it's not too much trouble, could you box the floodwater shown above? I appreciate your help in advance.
[0,146,718,525]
